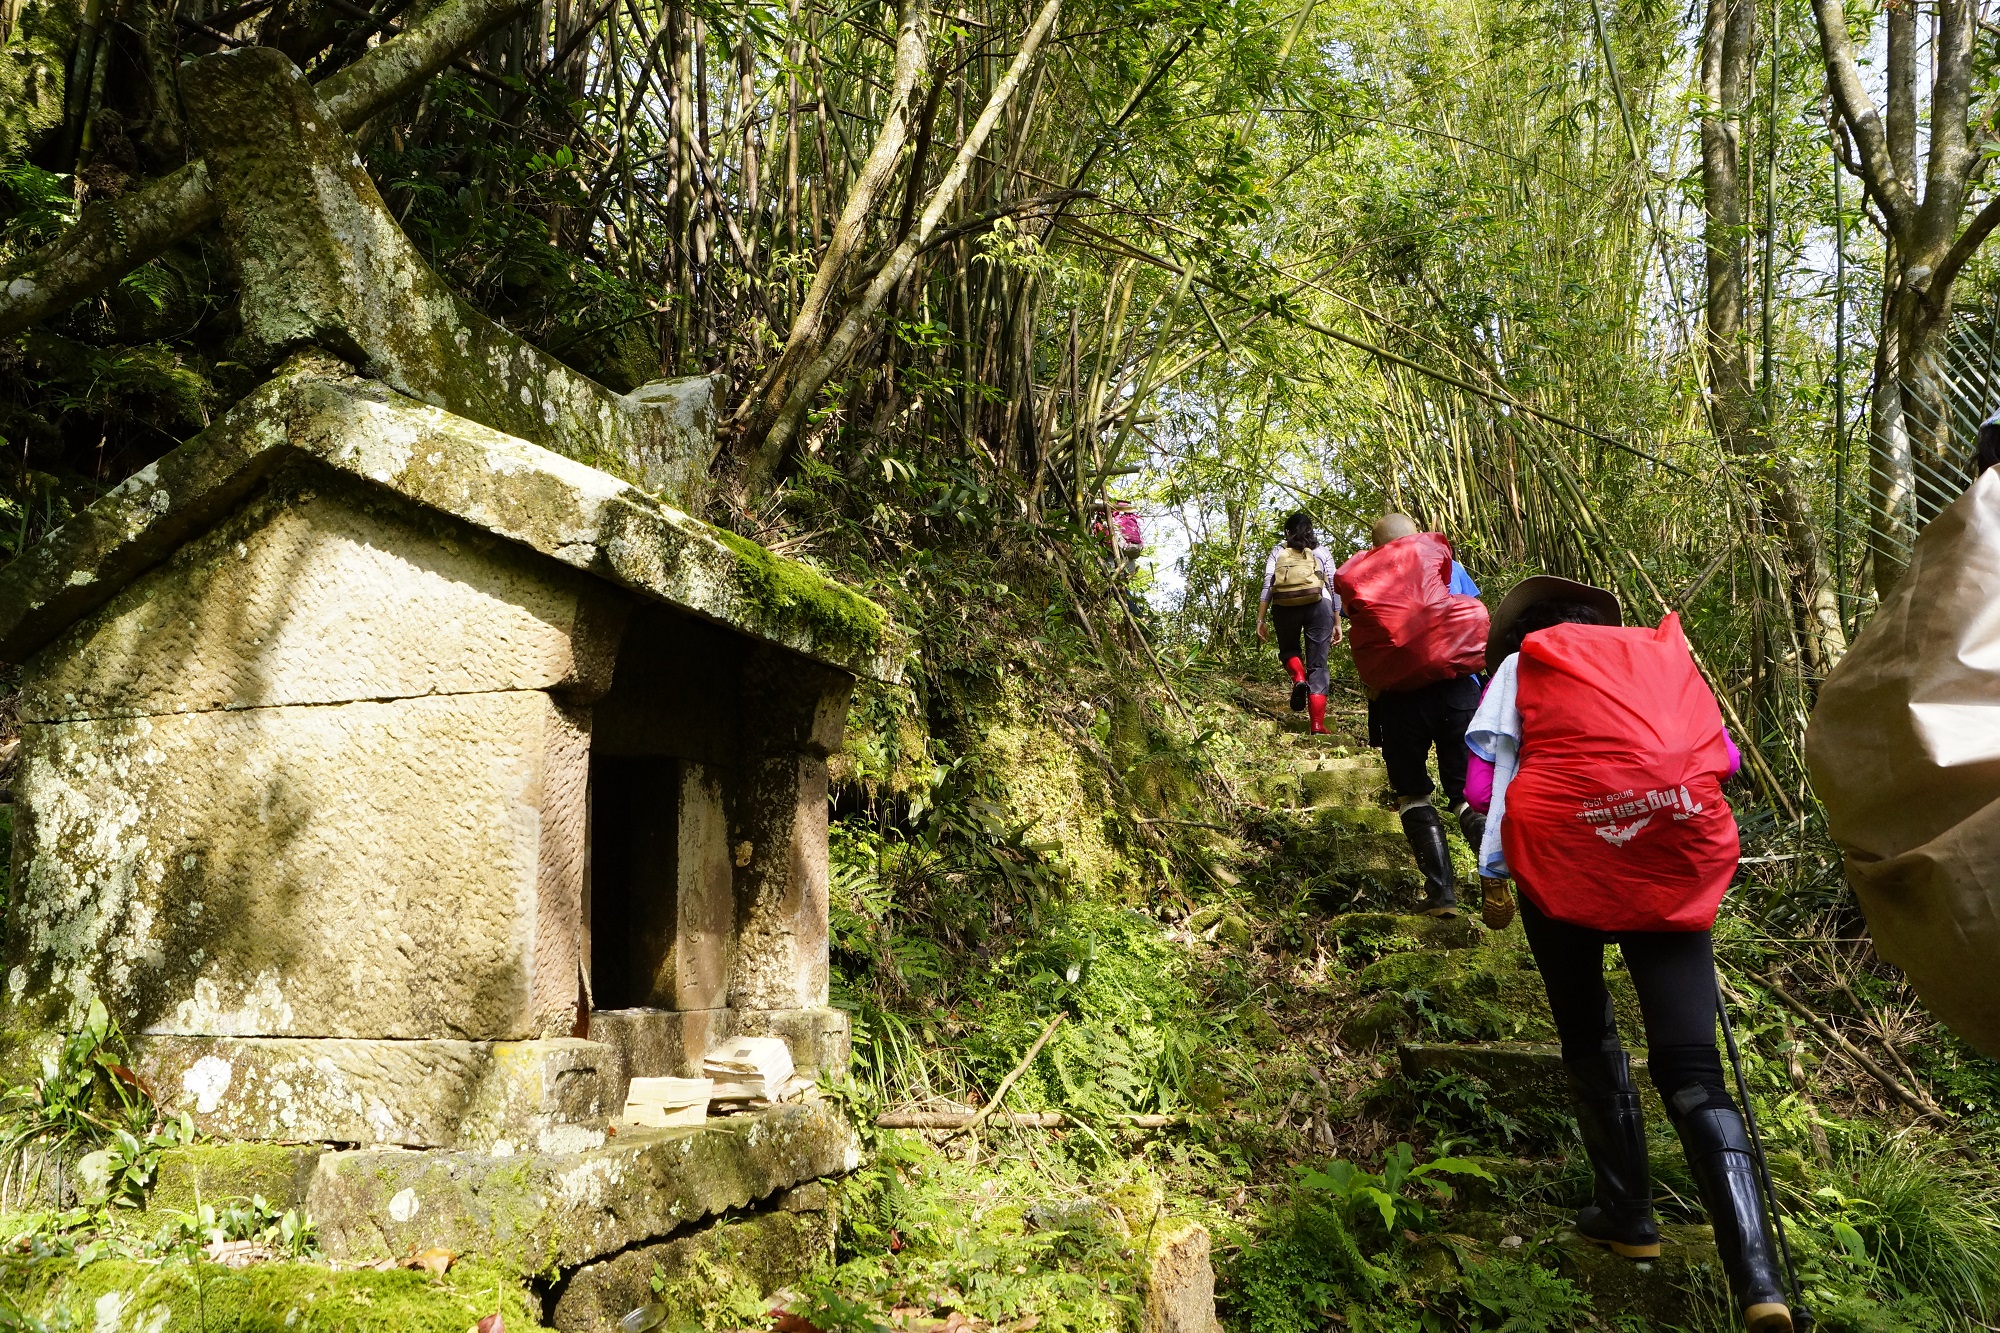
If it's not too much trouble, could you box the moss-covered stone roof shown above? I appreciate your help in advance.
[0,353,902,682]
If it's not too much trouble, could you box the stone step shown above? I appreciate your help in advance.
[1550,1223,1720,1324]
[1345,942,1643,1049]
[307,1100,859,1271]
[1345,946,1552,1048]
[1398,1041,1668,1125]
[1296,753,1389,807]
[1327,911,1486,955]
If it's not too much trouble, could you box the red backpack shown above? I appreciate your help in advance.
[1334,533,1489,693]
[1502,614,1739,932]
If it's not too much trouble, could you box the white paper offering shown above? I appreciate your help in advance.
[622,1076,712,1128]
[702,1037,797,1103]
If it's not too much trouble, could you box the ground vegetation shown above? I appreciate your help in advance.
[3,0,2000,1326]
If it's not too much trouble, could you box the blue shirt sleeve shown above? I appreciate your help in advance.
[1450,562,1480,598]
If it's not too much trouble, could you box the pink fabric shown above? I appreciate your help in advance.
[1115,511,1143,547]
[1724,730,1742,779]
[1466,753,1495,813]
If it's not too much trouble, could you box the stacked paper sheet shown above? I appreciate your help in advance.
[702,1037,808,1104]
[622,1076,712,1128]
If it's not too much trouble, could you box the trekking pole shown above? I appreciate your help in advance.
[1717,983,1815,1333]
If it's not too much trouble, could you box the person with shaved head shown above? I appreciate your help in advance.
[1334,513,1491,916]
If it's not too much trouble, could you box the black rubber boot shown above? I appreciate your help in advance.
[1401,805,1457,916]
[1673,1102,1793,1332]
[1455,803,1486,851]
[1566,1050,1660,1259]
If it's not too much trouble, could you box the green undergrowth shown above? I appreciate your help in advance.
[794,1132,1157,1332]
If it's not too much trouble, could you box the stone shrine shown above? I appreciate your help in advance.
[0,42,900,1328]
[0,351,895,1152]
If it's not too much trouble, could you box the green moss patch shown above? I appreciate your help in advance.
[0,1255,549,1331]
[148,1144,322,1215]
[1345,946,1556,1047]
[713,527,888,657]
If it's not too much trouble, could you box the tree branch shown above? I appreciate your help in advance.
[0,0,534,341]
[1811,0,1916,237]
[1932,191,2000,296]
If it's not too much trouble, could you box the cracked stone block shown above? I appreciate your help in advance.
[20,482,619,721]
[590,1007,851,1088]
[9,689,587,1043]
[306,1100,861,1270]
[148,1142,325,1212]
[551,1188,836,1331]
[590,1008,737,1083]
[1298,754,1391,808]
[733,1007,852,1079]
[1398,1041,1669,1124]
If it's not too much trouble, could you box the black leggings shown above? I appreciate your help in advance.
[1518,892,1735,1116]
[1272,597,1334,696]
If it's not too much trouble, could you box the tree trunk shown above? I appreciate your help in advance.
[739,0,1063,494]
[1705,0,1847,672]
[730,0,929,456]
[1814,0,1991,601]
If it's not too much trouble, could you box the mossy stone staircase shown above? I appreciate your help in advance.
[1289,747,1729,1324]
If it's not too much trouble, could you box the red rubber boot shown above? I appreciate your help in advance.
[1308,693,1328,735]
[1287,657,1307,711]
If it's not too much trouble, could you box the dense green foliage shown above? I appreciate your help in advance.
[7,0,2000,1325]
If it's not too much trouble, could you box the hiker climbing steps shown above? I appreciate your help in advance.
[1287,742,1734,1324]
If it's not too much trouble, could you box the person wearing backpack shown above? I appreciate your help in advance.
[1334,514,1490,917]
[1255,512,1342,735]
[1464,578,1789,1333]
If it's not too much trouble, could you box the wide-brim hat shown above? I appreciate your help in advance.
[1487,576,1623,672]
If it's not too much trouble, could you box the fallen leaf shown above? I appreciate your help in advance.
[475,1315,505,1333]
[1012,1317,1040,1332]
[403,1246,456,1275]
[770,1313,823,1333]
[939,1314,978,1333]
[105,1064,158,1103]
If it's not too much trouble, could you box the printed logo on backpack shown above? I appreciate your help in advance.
[1500,613,1739,932]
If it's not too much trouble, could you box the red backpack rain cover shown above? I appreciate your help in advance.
[1334,533,1489,694]
[1502,615,1740,932]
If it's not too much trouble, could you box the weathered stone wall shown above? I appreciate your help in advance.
[0,355,893,1138]
[8,481,599,1042]
[25,480,621,717]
